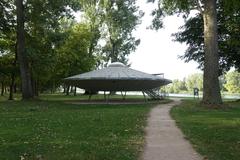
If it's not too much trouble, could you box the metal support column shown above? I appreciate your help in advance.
[121,91,127,100]
[142,91,147,102]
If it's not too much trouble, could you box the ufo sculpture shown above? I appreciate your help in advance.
[64,62,171,97]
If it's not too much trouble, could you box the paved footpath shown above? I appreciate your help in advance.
[141,99,202,160]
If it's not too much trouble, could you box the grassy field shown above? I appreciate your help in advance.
[171,100,240,160]
[0,94,164,160]
[40,93,149,101]
[0,93,152,101]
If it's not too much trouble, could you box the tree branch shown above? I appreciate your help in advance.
[195,0,203,15]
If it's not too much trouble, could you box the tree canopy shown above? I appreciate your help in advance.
[224,71,240,94]
[1,0,239,101]
[102,0,142,64]
[0,0,142,99]
[148,0,240,105]
[174,1,240,73]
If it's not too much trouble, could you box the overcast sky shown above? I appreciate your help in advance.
[74,1,202,80]
[129,1,201,80]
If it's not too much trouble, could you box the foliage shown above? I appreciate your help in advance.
[1,0,102,96]
[163,71,240,94]
[79,0,103,54]
[23,0,81,93]
[0,0,15,34]
[171,100,240,160]
[1,0,83,98]
[149,0,240,75]
[147,0,196,30]
[163,73,203,93]
[147,0,240,104]
[0,0,16,66]
[174,2,240,73]
[0,97,151,160]
[164,79,187,93]
[0,54,17,86]
[186,73,203,91]
[100,0,143,64]
[1,0,143,98]
[224,71,240,94]
[74,0,143,66]
[56,23,96,77]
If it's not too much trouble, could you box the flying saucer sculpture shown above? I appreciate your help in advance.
[64,62,171,92]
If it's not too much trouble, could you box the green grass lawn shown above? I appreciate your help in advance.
[171,100,240,160]
[39,93,148,101]
[0,93,153,101]
[0,97,155,160]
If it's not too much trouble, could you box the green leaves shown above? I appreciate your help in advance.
[148,0,194,30]
[173,1,240,73]
[0,0,15,32]
[1,0,145,95]
[224,71,240,94]
[57,23,96,77]
[101,0,142,64]
[0,53,18,85]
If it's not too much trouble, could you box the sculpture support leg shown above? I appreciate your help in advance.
[142,91,147,102]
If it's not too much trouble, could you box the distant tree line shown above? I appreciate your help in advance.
[163,71,240,94]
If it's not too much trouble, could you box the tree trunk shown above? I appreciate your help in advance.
[74,86,77,96]
[4,86,8,94]
[66,85,70,95]
[35,81,39,96]
[52,81,56,93]
[32,79,39,97]
[63,84,66,93]
[16,0,34,100]
[70,86,74,93]
[88,32,95,57]
[9,43,17,100]
[14,84,17,93]
[8,74,15,100]
[202,0,222,105]
[110,37,117,63]
[1,82,4,96]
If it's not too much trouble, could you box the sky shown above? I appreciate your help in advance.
[128,1,201,80]
[74,1,202,80]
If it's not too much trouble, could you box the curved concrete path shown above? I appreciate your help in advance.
[141,99,202,160]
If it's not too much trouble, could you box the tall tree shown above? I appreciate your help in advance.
[79,0,103,67]
[101,0,143,64]
[78,0,143,65]
[174,1,240,73]
[16,0,80,97]
[23,0,80,96]
[0,0,14,33]
[57,23,96,78]
[16,0,34,99]
[148,0,239,105]
[80,0,102,55]
[202,0,222,104]
[2,0,83,97]
[1,0,18,100]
